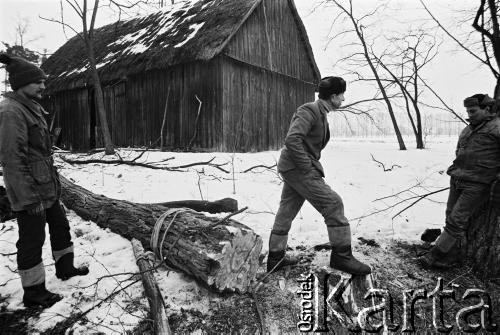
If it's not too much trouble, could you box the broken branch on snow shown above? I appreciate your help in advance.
[59,154,230,173]
[370,154,401,172]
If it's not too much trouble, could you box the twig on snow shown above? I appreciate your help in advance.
[391,187,449,219]
[208,206,249,228]
[370,154,401,172]
[241,163,277,173]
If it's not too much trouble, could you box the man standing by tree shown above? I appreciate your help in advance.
[0,54,88,308]
[267,76,371,275]
[420,93,500,268]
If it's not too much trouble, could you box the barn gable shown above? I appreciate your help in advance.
[223,0,319,83]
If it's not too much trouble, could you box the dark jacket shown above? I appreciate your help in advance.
[278,99,331,177]
[0,92,60,211]
[447,116,500,184]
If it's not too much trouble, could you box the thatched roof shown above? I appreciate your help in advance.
[42,0,320,93]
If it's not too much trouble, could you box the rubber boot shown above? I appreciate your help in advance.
[267,250,300,273]
[267,233,299,273]
[328,226,371,275]
[419,230,460,269]
[23,282,62,308]
[55,253,89,280]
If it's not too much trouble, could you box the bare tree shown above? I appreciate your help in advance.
[14,16,30,47]
[420,0,500,98]
[375,30,441,149]
[1,17,43,93]
[41,0,167,154]
[326,0,407,150]
[12,15,43,48]
[41,0,117,154]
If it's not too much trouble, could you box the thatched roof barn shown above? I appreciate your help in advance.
[42,0,321,151]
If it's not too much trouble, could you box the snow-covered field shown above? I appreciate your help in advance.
[0,135,458,333]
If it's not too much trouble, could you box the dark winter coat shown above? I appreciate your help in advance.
[447,116,500,184]
[277,99,331,177]
[0,92,60,211]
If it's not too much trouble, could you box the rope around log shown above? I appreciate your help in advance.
[150,208,193,261]
[150,206,249,261]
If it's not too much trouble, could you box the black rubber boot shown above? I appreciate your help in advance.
[267,250,300,273]
[328,226,371,275]
[23,282,62,308]
[55,253,89,280]
[419,230,461,269]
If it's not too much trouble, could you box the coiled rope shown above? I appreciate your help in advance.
[150,208,192,261]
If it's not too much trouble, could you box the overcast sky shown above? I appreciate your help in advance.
[0,0,494,115]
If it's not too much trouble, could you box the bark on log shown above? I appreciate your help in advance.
[132,238,171,335]
[153,198,237,214]
[466,184,500,278]
[59,175,262,293]
[0,188,235,220]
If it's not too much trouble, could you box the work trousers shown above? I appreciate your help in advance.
[271,169,349,239]
[444,178,490,239]
[16,200,73,271]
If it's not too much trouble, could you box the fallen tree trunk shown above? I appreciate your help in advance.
[0,189,237,221]
[132,238,171,335]
[153,198,237,214]
[59,175,262,293]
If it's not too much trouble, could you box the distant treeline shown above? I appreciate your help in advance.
[328,110,465,137]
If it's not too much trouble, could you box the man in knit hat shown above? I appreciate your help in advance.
[0,54,88,308]
[266,76,371,275]
[419,93,500,269]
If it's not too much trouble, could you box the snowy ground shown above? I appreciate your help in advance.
[0,135,458,333]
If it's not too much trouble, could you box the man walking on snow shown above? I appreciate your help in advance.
[267,76,371,275]
[0,54,89,308]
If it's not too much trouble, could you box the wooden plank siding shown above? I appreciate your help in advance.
[223,0,317,84]
[43,88,91,151]
[221,56,315,152]
[219,0,318,151]
[97,59,223,150]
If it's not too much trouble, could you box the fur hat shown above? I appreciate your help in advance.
[318,76,346,99]
[463,93,496,108]
[0,53,47,90]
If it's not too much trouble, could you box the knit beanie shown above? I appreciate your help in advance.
[0,53,47,91]
[318,76,346,99]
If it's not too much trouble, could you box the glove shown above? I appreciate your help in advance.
[27,203,45,216]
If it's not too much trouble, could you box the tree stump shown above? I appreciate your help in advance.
[466,184,500,278]
[337,274,375,327]
[59,175,263,293]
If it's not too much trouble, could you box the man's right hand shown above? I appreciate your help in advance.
[27,203,44,216]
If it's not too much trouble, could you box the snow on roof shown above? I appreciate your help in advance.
[174,22,205,48]
[42,0,262,93]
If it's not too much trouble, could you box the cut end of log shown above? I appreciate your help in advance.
[207,226,263,294]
